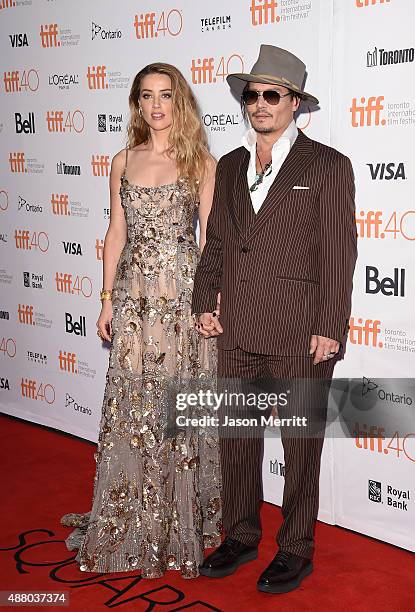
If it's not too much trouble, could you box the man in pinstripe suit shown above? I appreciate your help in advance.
[191,45,357,593]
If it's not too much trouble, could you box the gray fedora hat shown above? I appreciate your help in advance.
[227,44,318,105]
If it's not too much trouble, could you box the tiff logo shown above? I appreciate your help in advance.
[58,350,77,374]
[95,238,104,260]
[9,152,26,173]
[87,65,108,90]
[55,272,73,293]
[191,58,215,84]
[46,111,64,132]
[51,193,69,215]
[356,211,382,238]
[0,0,17,9]
[356,0,390,6]
[355,424,385,453]
[134,12,156,38]
[18,304,35,325]
[21,378,36,398]
[40,24,60,48]
[3,70,20,92]
[14,229,30,249]
[91,155,110,177]
[250,0,279,25]
[349,317,382,347]
[350,96,386,127]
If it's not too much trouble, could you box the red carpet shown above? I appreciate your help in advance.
[1,413,414,611]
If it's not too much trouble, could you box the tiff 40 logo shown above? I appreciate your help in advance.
[134,9,183,39]
[356,210,415,240]
[3,69,39,93]
[191,54,244,85]
[46,110,84,133]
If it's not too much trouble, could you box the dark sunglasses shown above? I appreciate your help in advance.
[242,89,291,106]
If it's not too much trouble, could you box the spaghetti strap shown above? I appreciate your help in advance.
[122,147,129,177]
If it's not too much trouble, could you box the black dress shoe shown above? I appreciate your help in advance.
[199,536,258,578]
[257,550,313,593]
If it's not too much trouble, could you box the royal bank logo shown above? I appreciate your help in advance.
[200,15,231,33]
[368,479,381,503]
[97,113,123,133]
[92,22,122,41]
[367,46,415,68]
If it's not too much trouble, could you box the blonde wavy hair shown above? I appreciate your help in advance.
[127,63,211,198]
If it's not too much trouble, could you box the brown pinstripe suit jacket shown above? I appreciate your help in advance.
[191,129,358,356]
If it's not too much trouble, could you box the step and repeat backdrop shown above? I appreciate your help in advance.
[1,0,414,552]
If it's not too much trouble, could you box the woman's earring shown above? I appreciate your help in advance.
[138,106,143,117]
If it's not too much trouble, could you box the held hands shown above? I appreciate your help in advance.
[195,293,223,338]
[309,334,339,365]
[96,301,113,342]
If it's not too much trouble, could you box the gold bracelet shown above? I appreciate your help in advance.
[100,289,112,301]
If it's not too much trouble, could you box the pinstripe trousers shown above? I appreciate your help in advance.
[217,346,336,560]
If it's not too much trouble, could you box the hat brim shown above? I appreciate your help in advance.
[226,73,319,106]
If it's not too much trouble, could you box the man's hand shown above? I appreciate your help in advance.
[309,334,339,365]
[194,294,223,337]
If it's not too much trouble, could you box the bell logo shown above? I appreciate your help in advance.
[51,193,69,215]
[9,152,26,173]
[87,66,108,90]
[58,350,78,374]
[95,238,104,261]
[350,96,386,127]
[18,304,35,325]
[91,155,110,177]
[250,0,279,25]
[356,0,390,7]
[134,10,183,39]
[15,112,35,134]
[40,24,60,48]
[349,317,383,347]
[366,266,405,297]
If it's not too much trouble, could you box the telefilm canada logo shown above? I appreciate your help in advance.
[200,15,231,32]
[367,46,414,68]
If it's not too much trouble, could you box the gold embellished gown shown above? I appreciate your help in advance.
[61,165,222,578]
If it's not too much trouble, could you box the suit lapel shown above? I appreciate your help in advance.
[246,130,318,243]
[227,148,256,241]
